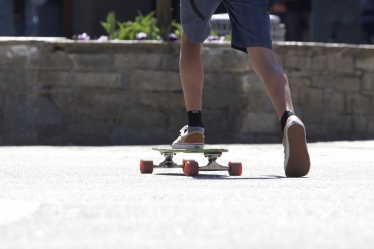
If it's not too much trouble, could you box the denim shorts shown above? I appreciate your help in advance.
[180,0,272,52]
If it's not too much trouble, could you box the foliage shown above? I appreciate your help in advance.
[100,11,231,42]
[171,20,183,40]
[101,11,183,41]
[208,30,232,41]
[225,34,232,41]
[100,12,117,40]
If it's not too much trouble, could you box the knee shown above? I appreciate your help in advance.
[181,32,203,50]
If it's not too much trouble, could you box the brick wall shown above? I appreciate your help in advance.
[0,38,373,145]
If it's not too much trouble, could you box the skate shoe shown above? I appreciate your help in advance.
[282,116,311,177]
[172,125,204,149]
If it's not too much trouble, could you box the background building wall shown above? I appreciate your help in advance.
[0,38,373,145]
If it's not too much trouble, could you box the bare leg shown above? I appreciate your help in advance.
[247,47,310,177]
[172,32,205,147]
[180,32,204,111]
[247,47,293,119]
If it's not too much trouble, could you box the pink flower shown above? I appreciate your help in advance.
[206,36,219,41]
[135,32,148,40]
[168,33,178,41]
[78,33,90,41]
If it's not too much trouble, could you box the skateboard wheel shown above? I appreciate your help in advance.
[182,159,195,174]
[140,160,153,174]
[184,161,199,177]
[228,162,242,176]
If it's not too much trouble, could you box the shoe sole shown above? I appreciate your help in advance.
[285,124,310,177]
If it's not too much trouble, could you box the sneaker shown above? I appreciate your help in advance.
[282,116,311,177]
[172,125,204,149]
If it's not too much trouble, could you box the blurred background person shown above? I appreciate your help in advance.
[272,0,311,42]
[14,0,39,36]
[283,0,310,41]
[36,0,63,37]
[0,0,14,35]
[361,0,374,44]
[310,0,361,44]
[271,0,287,26]
[0,0,47,36]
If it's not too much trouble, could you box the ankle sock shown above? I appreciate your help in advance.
[187,110,204,133]
[280,110,295,134]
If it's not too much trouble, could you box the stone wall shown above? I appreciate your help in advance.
[0,38,373,145]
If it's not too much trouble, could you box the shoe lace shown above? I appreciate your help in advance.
[180,125,188,135]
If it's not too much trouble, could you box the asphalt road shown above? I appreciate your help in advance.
[1,141,374,249]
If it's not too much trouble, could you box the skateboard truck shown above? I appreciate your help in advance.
[155,152,182,169]
[140,147,242,176]
[200,152,229,171]
[154,151,228,171]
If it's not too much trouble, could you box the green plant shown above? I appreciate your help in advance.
[123,11,159,40]
[101,11,182,41]
[171,20,182,40]
[225,34,232,41]
[210,30,218,36]
[100,12,118,40]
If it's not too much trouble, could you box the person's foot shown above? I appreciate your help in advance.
[172,125,204,149]
[282,116,311,177]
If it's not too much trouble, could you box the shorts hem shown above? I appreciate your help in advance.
[231,43,273,53]
[181,22,209,44]
[183,30,208,44]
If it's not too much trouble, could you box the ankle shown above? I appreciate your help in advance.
[280,110,295,134]
[187,110,204,127]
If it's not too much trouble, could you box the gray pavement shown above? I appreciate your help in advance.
[1,141,374,249]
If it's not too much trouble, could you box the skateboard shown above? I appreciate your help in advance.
[140,147,242,177]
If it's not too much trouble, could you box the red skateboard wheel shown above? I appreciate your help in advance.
[228,162,242,176]
[140,160,153,174]
[182,159,195,174]
[184,161,199,177]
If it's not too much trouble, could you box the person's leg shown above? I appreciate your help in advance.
[246,47,293,119]
[247,47,310,177]
[179,0,221,112]
[172,0,221,148]
[222,0,310,177]
[172,32,205,148]
[172,34,205,148]
[180,31,204,112]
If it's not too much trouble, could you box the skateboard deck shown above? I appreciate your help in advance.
[140,146,242,177]
[152,147,229,153]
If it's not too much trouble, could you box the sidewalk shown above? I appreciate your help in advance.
[1,141,373,248]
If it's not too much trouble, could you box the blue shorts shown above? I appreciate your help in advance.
[180,0,273,53]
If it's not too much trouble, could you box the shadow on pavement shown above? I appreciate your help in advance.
[155,173,286,180]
